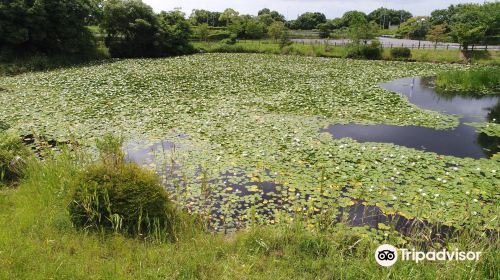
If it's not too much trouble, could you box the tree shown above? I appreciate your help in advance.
[317,23,331,38]
[347,13,378,44]
[430,6,456,25]
[292,12,326,30]
[268,21,286,41]
[189,9,223,27]
[219,8,239,26]
[258,8,285,22]
[341,11,368,28]
[396,17,430,40]
[449,4,487,51]
[368,8,412,28]
[101,1,192,58]
[197,23,209,41]
[0,0,96,56]
[244,19,266,39]
[158,9,193,55]
[426,23,449,44]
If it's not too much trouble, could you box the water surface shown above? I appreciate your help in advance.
[323,77,499,159]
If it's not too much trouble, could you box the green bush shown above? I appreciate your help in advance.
[207,31,231,41]
[345,42,382,60]
[0,133,31,185]
[68,135,177,239]
[390,47,412,60]
[221,34,238,45]
[68,162,176,238]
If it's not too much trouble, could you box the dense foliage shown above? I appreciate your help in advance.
[0,0,96,57]
[289,12,327,30]
[368,7,412,28]
[101,0,193,58]
[390,47,412,60]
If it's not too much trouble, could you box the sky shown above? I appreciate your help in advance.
[143,0,489,19]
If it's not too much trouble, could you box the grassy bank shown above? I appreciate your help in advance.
[0,147,497,279]
[194,40,500,65]
[436,68,500,94]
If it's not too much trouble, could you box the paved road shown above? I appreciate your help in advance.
[291,37,500,50]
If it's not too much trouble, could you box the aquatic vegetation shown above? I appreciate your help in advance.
[436,68,500,94]
[0,54,497,235]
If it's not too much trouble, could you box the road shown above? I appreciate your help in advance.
[291,37,500,50]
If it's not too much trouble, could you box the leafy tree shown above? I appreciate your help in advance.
[197,23,209,41]
[341,11,368,28]
[449,4,487,51]
[268,21,286,41]
[0,0,96,56]
[429,6,457,25]
[396,17,430,40]
[317,23,331,38]
[347,13,378,44]
[244,19,266,39]
[101,1,192,58]
[292,12,326,30]
[158,9,193,55]
[189,9,222,27]
[258,8,285,22]
[426,23,449,44]
[219,8,239,26]
[368,8,412,28]
[227,19,245,38]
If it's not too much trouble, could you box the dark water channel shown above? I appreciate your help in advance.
[322,77,500,159]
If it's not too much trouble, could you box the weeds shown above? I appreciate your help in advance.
[436,68,500,94]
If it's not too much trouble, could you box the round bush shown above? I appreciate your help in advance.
[345,42,382,60]
[68,163,175,237]
[390,47,412,60]
[0,133,31,184]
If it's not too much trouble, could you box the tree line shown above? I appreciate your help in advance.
[1,0,498,59]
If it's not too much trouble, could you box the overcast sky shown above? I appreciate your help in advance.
[143,0,488,19]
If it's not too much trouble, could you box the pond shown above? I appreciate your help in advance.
[122,75,499,236]
[322,77,500,159]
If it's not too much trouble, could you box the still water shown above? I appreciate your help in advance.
[322,77,499,159]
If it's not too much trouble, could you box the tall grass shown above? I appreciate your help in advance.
[436,68,500,94]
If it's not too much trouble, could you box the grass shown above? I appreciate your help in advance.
[194,40,500,65]
[436,68,500,94]
[0,148,498,279]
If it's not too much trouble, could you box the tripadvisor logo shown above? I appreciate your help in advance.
[375,244,482,267]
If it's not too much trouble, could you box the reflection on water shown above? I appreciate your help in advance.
[323,77,500,159]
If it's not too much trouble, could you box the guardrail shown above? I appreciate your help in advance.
[290,39,500,51]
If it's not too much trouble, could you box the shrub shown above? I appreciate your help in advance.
[68,135,177,239]
[207,31,231,41]
[221,34,238,45]
[68,162,176,238]
[345,41,382,60]
[0,133,31,185]
[390,47,412,60]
